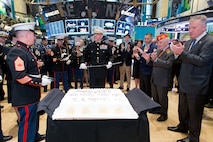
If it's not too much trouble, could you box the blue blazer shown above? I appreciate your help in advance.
[139,43,157,75]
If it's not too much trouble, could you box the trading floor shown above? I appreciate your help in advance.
[1,80,213,142]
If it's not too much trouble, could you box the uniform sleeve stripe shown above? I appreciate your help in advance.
[17,76,32,84]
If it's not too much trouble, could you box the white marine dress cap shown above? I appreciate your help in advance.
[93,26,105,34]
[12,22,36,32]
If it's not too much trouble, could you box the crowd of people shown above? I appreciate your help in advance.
[0,14,212,142]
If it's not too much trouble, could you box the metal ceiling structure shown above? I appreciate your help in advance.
[25,0,159,6]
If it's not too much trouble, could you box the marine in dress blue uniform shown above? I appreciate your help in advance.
[0,64,13,142]
[6,22,49,142]
[70,41,83,89]
[51,35,69,92]
[0,31,8,101]
[107,37,118,88]
[80,26,113,88]
[2,29,17,103]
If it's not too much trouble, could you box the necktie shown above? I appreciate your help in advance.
[189,39,196,51]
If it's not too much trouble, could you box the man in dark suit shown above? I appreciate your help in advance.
[137,33,157,97]
[169,15,213,142]
[149,34,174,121]
[118,33,133,91]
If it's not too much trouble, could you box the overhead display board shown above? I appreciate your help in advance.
[65,19,90,35]
[41,1,139,36]
[42,1,121,22]
[116,21,133,36]
[91,19,116,35]
[46,20,65,37]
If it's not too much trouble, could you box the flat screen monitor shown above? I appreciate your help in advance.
[116,21,133,36]
[65,19,89,35]
[46,20,65,37]
[91,19,116,35]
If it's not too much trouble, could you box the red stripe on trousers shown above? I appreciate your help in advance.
[23,106,29,142]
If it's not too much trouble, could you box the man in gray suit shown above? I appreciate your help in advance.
[149,34,174,121]
[168,15,213,142]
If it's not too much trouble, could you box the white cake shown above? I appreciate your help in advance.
[52,89,138,120]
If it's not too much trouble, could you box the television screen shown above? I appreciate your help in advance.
[91,19,116,35]
[116,21,133,36]
[65,19,89,35]
[46,20,65,37]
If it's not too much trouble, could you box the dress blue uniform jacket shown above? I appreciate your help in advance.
[6,41,41,107]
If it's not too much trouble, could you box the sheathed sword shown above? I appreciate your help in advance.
[87,61,122,68]
[29,74,55,81]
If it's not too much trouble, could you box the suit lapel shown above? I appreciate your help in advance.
[190,34,208,52]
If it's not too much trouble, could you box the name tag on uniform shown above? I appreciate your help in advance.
[100,45,107,50]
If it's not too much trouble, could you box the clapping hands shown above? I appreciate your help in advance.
[170,41,184,55]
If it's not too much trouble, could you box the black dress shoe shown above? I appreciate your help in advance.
[149,110,160,114]
[157,115,167,121]
[43,88,47,92]
[168,126,188,133]
[126,88,129,92]
[35,134,45,142]
[0,135,13,142]
[16,120,20,125]
[177,137,189,142]
[205,102,213,108]
[118,86,123,89]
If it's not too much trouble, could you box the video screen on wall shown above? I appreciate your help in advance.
[91,19,116,35]
[65,19,89,35]
[46,20,65,37]
[116,21,133,36]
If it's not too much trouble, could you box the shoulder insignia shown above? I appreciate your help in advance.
[14,57,25,71]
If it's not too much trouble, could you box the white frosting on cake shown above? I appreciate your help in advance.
[52,89,138,120]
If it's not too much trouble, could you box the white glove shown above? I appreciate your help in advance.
[106,61,112,69]
[41,75,52,86]
[0,75,2,83]
[61,53,67,59]
[61,56,69,61]
[66,60,71,65]
[79,63,87,69]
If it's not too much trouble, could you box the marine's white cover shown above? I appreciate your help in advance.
[12,22,35,31]
[52,89,138,120]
